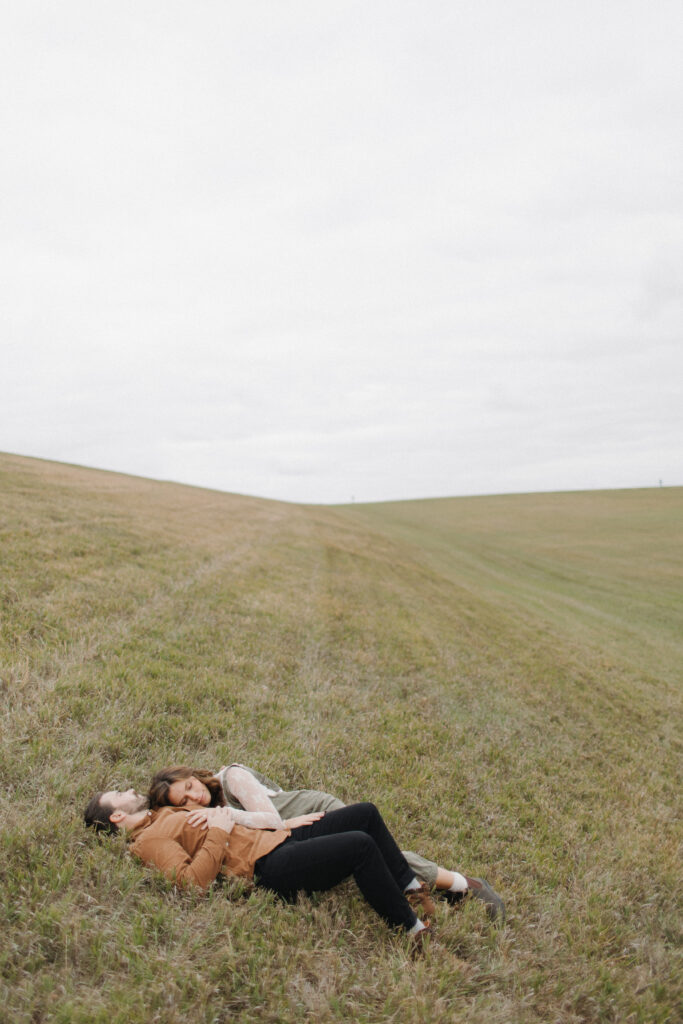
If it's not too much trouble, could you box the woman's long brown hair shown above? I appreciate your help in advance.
[148,766,225,810]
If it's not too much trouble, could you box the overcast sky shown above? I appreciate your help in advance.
[3,1,682,503]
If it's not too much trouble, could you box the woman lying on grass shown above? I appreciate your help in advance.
[84,789,437,955]
[148,763,504,922]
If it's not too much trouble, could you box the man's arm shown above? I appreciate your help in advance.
[132,808,234,888]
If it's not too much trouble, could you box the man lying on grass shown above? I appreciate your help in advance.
[148,762,505,923]
[84,790,437,954]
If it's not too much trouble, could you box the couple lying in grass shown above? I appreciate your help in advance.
[85,762,504,955]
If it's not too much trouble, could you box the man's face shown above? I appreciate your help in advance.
[102,788,149,815]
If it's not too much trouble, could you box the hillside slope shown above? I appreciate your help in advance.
[336,488,683,687]
[1,453,680,1024]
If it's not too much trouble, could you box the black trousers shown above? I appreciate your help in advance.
[253,802,417,931]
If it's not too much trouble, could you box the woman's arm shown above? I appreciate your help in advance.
[222,765,285,829]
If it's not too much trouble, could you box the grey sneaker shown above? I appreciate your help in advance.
[440,888,466,906]
[465,876,505,923]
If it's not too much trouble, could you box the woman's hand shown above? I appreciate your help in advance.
[283,812,325,829]
[186,808,211,830]
[186,806,235,833]
[204,806,235,835]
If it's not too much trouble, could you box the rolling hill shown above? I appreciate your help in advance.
[1,452,680,1023]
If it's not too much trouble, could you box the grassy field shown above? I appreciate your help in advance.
[0,452,680,1023]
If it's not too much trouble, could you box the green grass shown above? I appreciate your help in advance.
[1,452,680,1023]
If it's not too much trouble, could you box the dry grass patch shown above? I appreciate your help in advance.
[1,455,680,1022]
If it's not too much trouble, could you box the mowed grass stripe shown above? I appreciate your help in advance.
[1,453,680,1023]
[335,489,683,687]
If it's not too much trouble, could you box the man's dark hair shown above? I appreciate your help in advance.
[84,792,119,835]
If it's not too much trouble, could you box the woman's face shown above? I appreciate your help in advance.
[167,776,211,808]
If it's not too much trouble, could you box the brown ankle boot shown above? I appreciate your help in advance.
[405,881,436,918]
[409,920,438,958]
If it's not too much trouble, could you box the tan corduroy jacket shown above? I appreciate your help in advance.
[129,806,290,888]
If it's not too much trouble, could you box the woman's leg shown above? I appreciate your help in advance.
[255,830,418,931]
[271,789,346,817]
[402,850,439,887]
